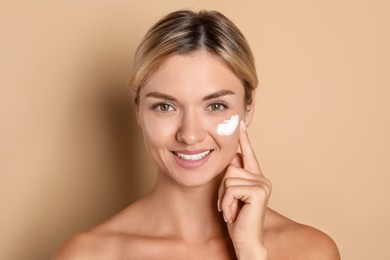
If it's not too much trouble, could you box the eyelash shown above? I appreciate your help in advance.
[206,101,229,112]
[151,101,229,112]
[151,102,175,112]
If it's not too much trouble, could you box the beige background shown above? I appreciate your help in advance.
[1,0,389,259]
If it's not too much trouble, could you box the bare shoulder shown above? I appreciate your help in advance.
[52,199,150,260]
[287,222,340,259]
[265,209,340,260]
[52,230,107,260]
[52,222,141,259]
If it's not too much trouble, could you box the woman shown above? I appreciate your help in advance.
[54,10,340,259]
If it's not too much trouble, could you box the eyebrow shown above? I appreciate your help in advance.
[202,89,235,101]
[145,92,177,101]
[145,89,235,101]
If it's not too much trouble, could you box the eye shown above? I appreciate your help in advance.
[207,102,228,112]
[153,103,174,112]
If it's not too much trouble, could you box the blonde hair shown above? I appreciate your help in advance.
[129,10,258,106]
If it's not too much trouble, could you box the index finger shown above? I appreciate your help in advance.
[239,120,263,176]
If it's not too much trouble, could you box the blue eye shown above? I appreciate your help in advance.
[207,102,228,111]
[153,103,174,112]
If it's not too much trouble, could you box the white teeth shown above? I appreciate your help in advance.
[175,150,211,161]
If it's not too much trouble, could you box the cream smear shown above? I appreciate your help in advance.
[217,114,239,136]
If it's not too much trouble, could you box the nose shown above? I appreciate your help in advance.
[176,110,206,145]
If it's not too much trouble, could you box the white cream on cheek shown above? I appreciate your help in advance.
[216,114,240,136]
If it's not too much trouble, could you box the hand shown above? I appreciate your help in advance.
[217,120,272,259]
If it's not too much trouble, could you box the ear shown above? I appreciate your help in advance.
[244,91,256,127]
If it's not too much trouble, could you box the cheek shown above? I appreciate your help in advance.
[211,127,240,170]
[216,114,240,136]
[215,133,239,152]
[140,115,176,149]
[206,114,241,149]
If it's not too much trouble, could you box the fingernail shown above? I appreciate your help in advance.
[240,120,247,131]
[217,198,221,212]
[223,213,228,223]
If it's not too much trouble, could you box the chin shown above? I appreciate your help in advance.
[157,164,225,188]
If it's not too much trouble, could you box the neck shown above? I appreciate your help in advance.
[144,171,228,243]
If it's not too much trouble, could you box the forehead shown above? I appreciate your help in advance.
[141,52,244,98]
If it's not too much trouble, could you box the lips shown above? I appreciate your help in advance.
[172,149,214,168]
[173,150,212,161]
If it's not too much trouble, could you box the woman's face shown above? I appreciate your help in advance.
[137,51,254,187]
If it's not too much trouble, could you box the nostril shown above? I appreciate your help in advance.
[176,114,207,144]
[176,129,206,144]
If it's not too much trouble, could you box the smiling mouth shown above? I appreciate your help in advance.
[173,150,213,161]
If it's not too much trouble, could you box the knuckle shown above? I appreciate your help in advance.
[224,177,235,187]
[254,185,270,200]
[225,185,235,196]
[225,166,235,176]
[221,195,232,208]
[264,179,272,194]
[258,177,272,194]
[267,181,273,194]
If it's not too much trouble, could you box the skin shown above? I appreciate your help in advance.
[53,51,340,259]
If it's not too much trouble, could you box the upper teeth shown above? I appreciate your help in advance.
[175,150,211,161]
